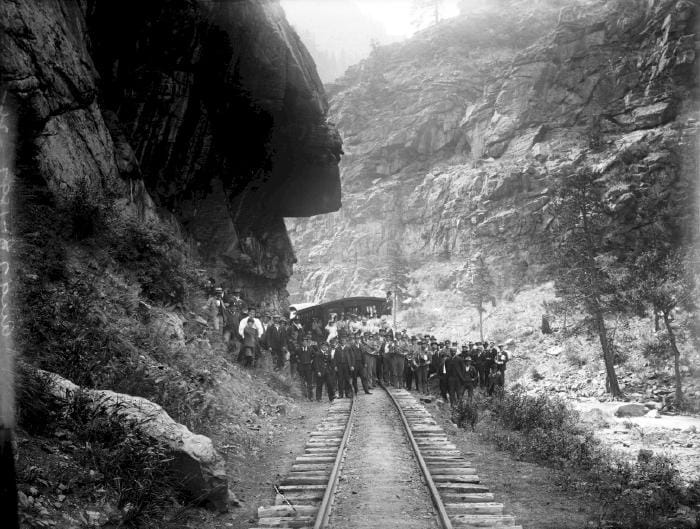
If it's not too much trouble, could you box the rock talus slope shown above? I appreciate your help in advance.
[288,0,698,306]
[1,0,342,310]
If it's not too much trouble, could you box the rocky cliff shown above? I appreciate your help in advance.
[287,0,698,311]
[2,0,342,310]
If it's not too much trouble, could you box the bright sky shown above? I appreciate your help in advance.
[355,0,460,37]
[281,0,460,39]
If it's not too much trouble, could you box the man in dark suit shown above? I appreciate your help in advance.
[297,333,317,400]
[446,347,467,407]
[313,343,336,402]
[264,315,288,371]
[334,334,352,398]
[349,334,371,395]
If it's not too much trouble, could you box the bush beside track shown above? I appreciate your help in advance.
[452,387,700,529]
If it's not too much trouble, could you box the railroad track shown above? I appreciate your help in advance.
[386,388,522,529]
[253,397,355,529]
[253,387,521,529]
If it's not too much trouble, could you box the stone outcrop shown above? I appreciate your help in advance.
[1,0,342,311]
[43,370,234,510]
[288,0,698,305]
[615,403,649,418]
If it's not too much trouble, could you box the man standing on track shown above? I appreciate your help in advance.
[349,334,372,395]
[297,333,316,400]
[376,331,387,384]
[438,349,449,402]
[314,343,336,402]
[335,334,352,398]
[361,333,376,388]
[404,337,416,391]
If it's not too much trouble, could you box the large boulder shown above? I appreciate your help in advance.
[615,403,648,418]
[580,408,609,428]
[43,371,233,511]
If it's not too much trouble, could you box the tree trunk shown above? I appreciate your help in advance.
[663,310,683,407]
[654,308,661,332]
[478,310,483,342]
[594,307,622,398]
[563,306,567,332]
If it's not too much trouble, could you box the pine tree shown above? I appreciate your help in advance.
[411,0,443,28]
[628,249,695,407]
[549,167,624,397]
[461,253,495,341]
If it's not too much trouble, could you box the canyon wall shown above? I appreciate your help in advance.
[2,0,342,310]
[288,0,698,309]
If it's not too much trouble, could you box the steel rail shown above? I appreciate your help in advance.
[381,383,454,529]
[313,393,356,529]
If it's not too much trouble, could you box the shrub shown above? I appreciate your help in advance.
[489,385,577,433]
[61,178,106,241]
[65,390,177,526]
[563,342,588,367]
[15,363,60,435]
[107,215,195,306]
[531,368,544,381]
[642,337,672,366]
[452,397,479,430]
[478,387,697,528]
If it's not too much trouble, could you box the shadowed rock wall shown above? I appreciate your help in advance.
[1,0,342,310]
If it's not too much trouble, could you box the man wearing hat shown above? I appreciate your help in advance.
[297,333,317,400]
[389,337,405,388]
[376,331,387,384]
[427,339,439,377]
[437,348,450,402]
[204,286,226,332]
[414,339,430,394]
[463,354,478,401]
[313,343,336,402]
[360,333,377,388]
[404,336,419,391]
[475,344,487,389]
[494,345,510,384]
[445,346,467,406]
[311,317,326,344]
[349,335,372,395]
[287,325,300,378]
[264,314,288,371]
[488,363,504,396]
[334,334,352,398]
[238,308,264,367]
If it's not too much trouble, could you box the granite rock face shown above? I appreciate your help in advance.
[288,0,698,305]
[1,0,342,310]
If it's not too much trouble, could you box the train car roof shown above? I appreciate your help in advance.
[295,296,387,315]
[289,302,316,312]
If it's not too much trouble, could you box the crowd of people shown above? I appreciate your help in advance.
[202,283,510,406]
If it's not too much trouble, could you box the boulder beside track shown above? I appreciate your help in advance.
[42,370,235,511]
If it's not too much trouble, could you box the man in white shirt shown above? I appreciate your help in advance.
[238,308,264,339]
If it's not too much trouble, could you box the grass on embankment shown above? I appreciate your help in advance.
[451,388,700,529]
